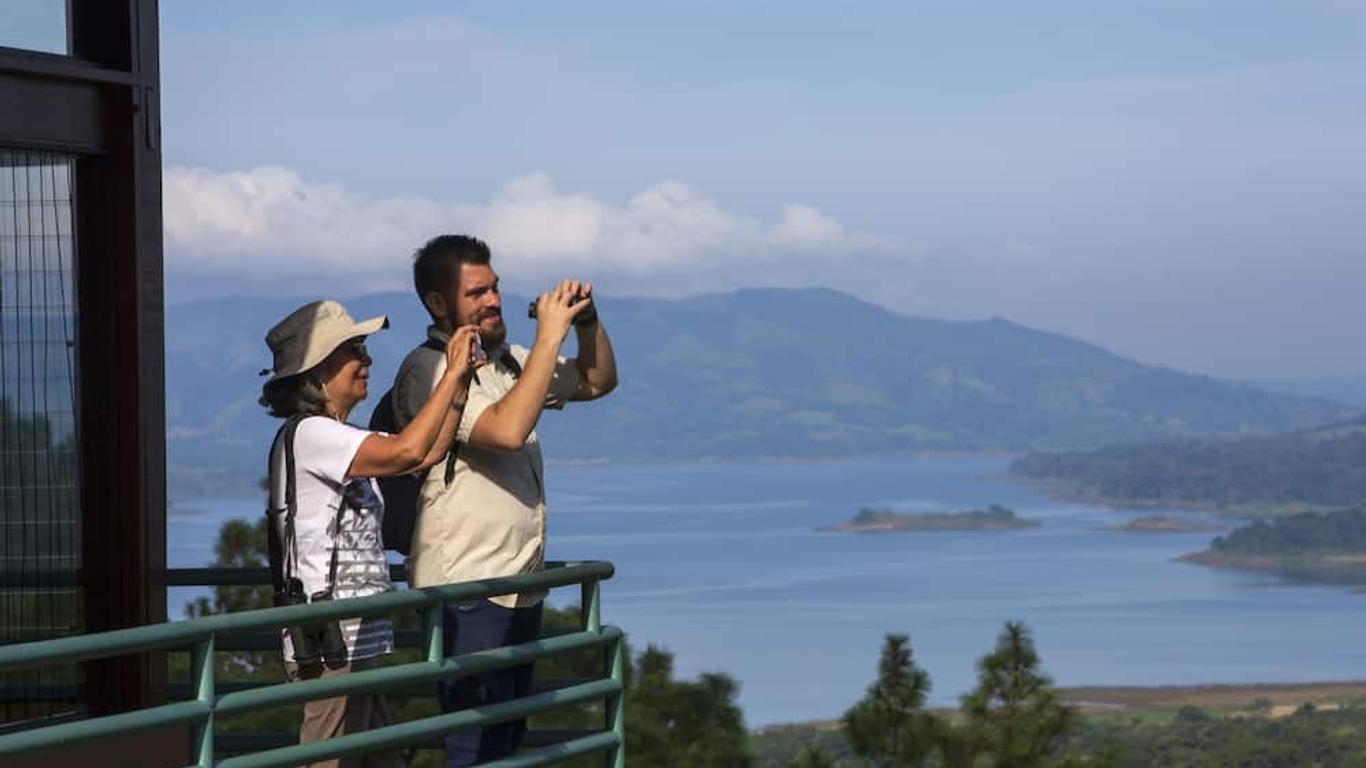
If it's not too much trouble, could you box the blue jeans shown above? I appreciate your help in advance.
[438,599,544,767]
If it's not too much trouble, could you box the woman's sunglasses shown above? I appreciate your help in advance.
[342,340,370,360]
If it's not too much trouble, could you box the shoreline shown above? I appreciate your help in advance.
[756,680,1366,732]
[1176,550,1366,586]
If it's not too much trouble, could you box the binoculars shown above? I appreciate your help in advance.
[526,295,597,327]
[276,578,348,667]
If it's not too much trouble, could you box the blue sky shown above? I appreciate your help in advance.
[9,1,1366,378]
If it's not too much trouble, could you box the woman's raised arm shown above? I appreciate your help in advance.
[347,325,483,478]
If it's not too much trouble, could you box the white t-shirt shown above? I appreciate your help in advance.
[269,416,394,662]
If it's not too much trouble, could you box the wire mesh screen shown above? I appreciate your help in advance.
[0,149,82,725]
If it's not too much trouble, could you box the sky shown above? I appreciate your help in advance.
[10,1,1366,378]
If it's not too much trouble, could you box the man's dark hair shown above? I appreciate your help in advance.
[413,234,491,303]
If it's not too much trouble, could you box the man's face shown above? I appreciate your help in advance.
[453,263,505,348]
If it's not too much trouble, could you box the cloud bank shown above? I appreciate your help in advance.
[163,166,888,288]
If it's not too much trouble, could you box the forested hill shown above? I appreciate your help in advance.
[165,287,1353,498]
[1011,418,1366,513]
[1178,507,1366,586]
[1252,374,1366,409]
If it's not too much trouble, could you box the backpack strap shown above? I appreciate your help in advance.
[270,413,348,596]
[498,347,523,378]
[267,413,307,593]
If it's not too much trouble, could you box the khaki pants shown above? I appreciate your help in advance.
[286,656,405,768]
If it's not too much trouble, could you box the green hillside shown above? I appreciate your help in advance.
[1012,418,1366,513]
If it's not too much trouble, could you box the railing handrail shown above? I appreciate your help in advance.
[0,561,614,673]
[0,561,625,768]
[163,559,585,587]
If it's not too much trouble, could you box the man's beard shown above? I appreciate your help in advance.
[477,313,507,349]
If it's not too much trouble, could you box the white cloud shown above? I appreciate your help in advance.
[163,166,889,285]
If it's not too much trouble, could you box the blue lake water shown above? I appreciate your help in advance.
[168,456,1366,726]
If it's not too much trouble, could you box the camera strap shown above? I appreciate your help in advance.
[440,346,523,485]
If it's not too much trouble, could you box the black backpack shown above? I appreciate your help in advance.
[367,337,446,555]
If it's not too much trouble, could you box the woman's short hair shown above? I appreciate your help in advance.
[259,372,328,418]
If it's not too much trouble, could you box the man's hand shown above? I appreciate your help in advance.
[572,280,598,327]
[533,280,593,345]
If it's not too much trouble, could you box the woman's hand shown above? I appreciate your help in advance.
[444,325,486,381]
[348,325,484,479]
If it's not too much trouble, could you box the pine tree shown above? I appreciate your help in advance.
[625,645,753,767]
[842,633,938,767]
[960,621,1075,768]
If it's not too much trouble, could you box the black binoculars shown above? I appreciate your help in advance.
[276,579,348,667]
[526,295,597,327]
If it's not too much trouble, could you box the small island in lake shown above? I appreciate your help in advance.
[822,504,1040,533]
[1100,516,1224,534]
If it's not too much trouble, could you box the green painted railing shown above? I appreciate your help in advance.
[0,561,623,767]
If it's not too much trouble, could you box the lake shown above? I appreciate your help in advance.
[168,455,1366,726]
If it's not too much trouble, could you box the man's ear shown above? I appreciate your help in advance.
[422,290,448,319]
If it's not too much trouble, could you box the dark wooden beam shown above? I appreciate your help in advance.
[68,0,167,717]
[0,70,105,153]
[0,0,168,733]
[0,46,137,85]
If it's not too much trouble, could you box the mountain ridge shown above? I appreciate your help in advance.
[165,287,1355,499]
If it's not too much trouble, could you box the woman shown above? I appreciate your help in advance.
[259,299,482,768]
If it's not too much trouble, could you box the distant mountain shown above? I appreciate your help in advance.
[1250,375,1366,409]
[1011,417,1366,514]
[165,287,1355,499]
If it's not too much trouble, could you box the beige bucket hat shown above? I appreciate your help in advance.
[261,299,389,383]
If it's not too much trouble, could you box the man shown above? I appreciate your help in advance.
[390,234,618,766]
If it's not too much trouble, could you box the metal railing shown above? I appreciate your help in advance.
[0,561,623,767]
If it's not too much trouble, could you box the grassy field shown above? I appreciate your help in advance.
[1060,680,1366,725]
[1062,680,1366,710]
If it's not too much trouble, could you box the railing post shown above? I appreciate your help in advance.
[424,602,445,663]
[191,634,215,767]
[606,633,625,768]
[580,579,601,632]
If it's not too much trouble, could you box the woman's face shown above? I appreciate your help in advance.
[319,338,372,415]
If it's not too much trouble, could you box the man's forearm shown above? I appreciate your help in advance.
[574,321,618,399]
[469,339,559,451]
